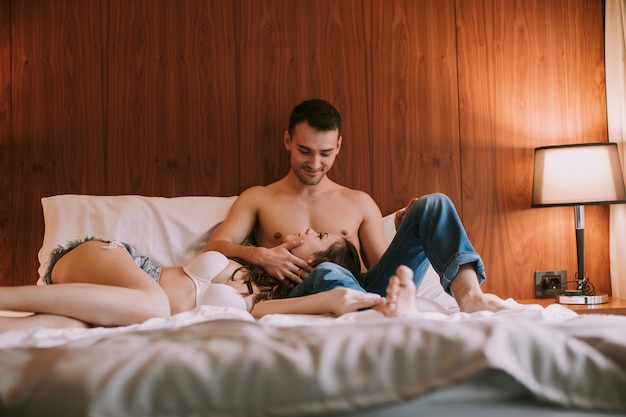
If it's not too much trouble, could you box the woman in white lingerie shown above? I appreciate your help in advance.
[0,229,418,330]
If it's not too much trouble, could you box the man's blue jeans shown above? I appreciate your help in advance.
[289,193,486,297]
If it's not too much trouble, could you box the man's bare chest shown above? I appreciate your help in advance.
[254,201,361,246]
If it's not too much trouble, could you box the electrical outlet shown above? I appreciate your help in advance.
[534,270,567,297]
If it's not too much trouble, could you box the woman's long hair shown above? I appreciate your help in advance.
[231,238,361,304]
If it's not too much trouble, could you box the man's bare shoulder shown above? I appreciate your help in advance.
[237,184,280,201]
[335,186,380,210]
[236,183,294,212]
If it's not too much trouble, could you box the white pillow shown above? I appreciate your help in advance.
[38,195,237,284]
[37,194,458,311]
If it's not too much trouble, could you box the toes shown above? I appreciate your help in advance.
[395,265,413,283]
[386,276,400,299]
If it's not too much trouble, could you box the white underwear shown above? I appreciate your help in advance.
[183,251,247,311]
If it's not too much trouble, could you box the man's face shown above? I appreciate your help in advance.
[284,122,342,186]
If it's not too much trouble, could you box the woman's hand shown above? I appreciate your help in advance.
[323,288,385,316]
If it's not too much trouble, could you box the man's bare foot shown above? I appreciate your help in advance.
[375,265,418,317]
[456,292,507,313]
[450,265,507,313]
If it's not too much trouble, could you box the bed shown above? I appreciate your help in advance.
[1,194,625,417]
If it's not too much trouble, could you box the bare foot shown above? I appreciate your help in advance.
[448,264,508,313]
[456,292,507,313]
[375,265,418,317]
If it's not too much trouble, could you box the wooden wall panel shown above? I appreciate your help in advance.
[0,0,10,286]
[10,0,107,285]
[2,0,610,301]
[237,0,372,194]
[371,0,461,216]
[106,0,239,197]
[456,0,609,297]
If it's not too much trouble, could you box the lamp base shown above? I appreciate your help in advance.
[557,292,608,305]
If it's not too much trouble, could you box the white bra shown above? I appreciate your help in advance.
[183,251,247,311]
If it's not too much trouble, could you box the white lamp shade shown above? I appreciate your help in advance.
[532,143,626,206]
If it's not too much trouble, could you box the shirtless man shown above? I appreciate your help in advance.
[207,99,505,313]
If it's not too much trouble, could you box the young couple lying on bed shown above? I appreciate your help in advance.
[0,99,505,331]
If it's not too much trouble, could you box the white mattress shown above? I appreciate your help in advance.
[1,299,625,417]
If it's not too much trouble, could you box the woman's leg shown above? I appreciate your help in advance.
[360,193,486,296]
[289,194,504,312]
[0,314,89,332]
[289,193,482,298]
[288,262,366,298]
[362,193,505,312]
[374,265,418,317]
[0,241,171,326]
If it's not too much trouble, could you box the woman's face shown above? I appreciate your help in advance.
[283,228,342,260]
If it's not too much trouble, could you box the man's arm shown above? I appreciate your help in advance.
[355,193,389,269]
[205,187,309,281]
[205,187,263,259]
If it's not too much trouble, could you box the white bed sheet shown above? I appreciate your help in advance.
[1,299,625,417]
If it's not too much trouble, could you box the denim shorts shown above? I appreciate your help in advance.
[41,237,162,285]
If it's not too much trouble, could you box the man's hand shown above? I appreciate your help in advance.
[255,240,311,283]
[323,288,385,316]
[394,197,418,231]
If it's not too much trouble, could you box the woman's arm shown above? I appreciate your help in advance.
[250,288,385,319]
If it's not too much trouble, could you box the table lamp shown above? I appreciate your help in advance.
[532,142,626,304]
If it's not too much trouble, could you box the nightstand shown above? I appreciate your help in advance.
[517,297,626,315]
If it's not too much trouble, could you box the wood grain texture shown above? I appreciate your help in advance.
[106,0,239,196]
[11,0,107,285]
[456,0,608,298]
[0,0,10,286]
[2,0,611,301]
[237,0,372,194]
[371,0,461,216]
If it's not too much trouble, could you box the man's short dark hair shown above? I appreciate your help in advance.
[288,99,342,136]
